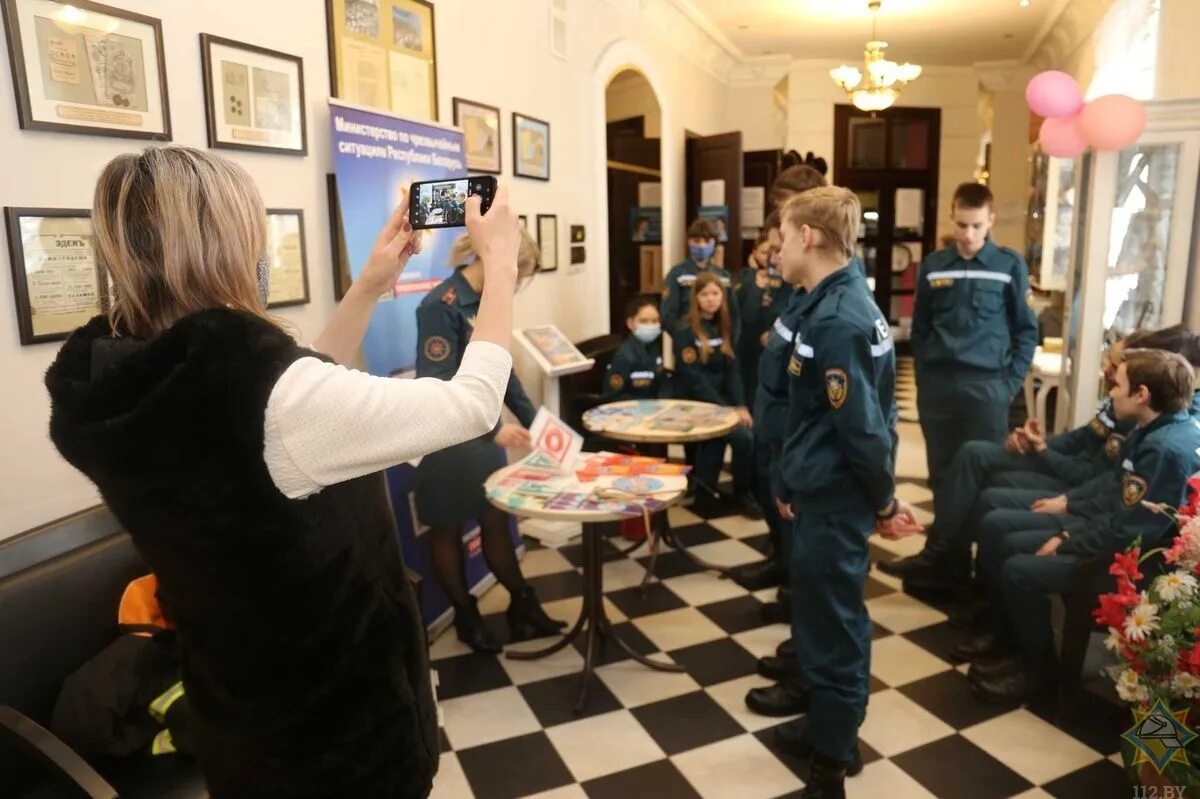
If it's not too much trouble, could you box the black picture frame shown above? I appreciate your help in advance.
[263,208,310,309]
[1,0,171,140]
[536,213,558,272]
[512,112,550,181]
[5,207,102,345]
[452,97,502,175]
[199,34,307,156]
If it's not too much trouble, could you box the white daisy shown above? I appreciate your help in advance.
[1117,669,1150,704]
[1104,627,1123,652]
[1173,671,1200,699]
[1124,601,1161,642]
[1156,571,1198,602]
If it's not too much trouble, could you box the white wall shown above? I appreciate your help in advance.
[725,82,784,152]
[605,74,662,138]
[0,0,732,539]
[785,61,984,243]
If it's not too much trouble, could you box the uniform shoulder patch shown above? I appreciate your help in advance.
[424,336,451,362]
[681,347,698,364]
[1123,472,1148,507]
[1088,417,1108,438]
[608,372,625,391]
[1105,434,1126,460]
[441,287,458,306]
[825,368,849,410]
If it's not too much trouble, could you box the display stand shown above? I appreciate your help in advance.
[516,325,595,418]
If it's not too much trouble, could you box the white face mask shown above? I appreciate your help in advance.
[633,323,661,343]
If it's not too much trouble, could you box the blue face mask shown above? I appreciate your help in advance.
[256,255,270,306]
[689,242,716,262]
[633,323,661,344]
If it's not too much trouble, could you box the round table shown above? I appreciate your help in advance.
[582,399,746,581]
[485,464,686,713]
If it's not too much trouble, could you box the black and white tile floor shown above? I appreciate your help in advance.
[427,360,1131,799]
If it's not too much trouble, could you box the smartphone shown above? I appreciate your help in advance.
[409,175,496,230]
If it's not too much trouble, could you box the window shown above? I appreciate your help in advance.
[1087,0,1160,101]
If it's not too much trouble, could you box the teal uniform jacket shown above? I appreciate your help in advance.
[1058,409,1200,557]
[672,319,744,407]
[735,267,792,355]
[603,335,668,401]
[662,260,741,346]
[912,240,1039,397]
[780,266,898,513]
[1033,398,1136,486]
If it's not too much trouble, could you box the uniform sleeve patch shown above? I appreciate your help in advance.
[825,368,849,410]
[1104,434,1125,460]
[424,336,452,362]
[609,373,625,391]
[1123,473,1148,507]
[682,347,698,364]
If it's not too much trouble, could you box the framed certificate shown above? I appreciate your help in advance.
[4,207,103,344]
[537,213,558,272]
[453,97,500,174]
[513,112,550,180]
[1,0,170,139]
[200,34,306,156]
[325,0,438,120]
[264,209,310,308]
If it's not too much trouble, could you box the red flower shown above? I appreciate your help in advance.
[1180,475,1200,516]
[1182,642,1200,676]
[1110,550,1144,583]
[1095,593,1135,627]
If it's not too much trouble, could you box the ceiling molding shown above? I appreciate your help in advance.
[1027,0,1115,71]
[1020,0,1076,63]
[665,0,747,61]
[975,59,1036,92]
[726,55,793,87]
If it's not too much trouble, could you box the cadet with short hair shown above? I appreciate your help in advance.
[661,218,741,344]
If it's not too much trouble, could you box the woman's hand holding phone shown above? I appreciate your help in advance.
[466,184,519,292]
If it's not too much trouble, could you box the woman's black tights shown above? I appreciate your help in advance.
[428,505,529,609]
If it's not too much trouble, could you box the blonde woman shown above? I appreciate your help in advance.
[414,230,564,653]
[46,147,522,798]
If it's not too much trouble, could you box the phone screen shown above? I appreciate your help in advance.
[410,176,494,230]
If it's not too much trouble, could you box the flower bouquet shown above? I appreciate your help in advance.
[1095,475,1200,789]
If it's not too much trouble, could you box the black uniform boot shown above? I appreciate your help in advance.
[776,638,796,659]
[757,654,799,682]
[775,719,864,776]
[952,632,1004,661]
[454,599,501,654]
[506,586,567,643]
[729,558,782,591]
[745,678,810,716]
[801,754,847,798]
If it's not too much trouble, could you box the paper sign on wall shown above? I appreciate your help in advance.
[701,179,726,207]
[638,182,662,207]
[742,186,765,228]
[529,407,584,472]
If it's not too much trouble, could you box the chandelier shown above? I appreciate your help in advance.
[829,0,922,113]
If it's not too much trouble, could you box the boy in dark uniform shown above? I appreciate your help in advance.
[884,183,1039,587]
[661,218,741,345]
[968,349,1200,701]
[736,230,793,409]
[769,187,921,798]
[604,295,668,401]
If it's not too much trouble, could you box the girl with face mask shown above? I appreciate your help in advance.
[672,272,762,520]
[660,218,741,346]
[603,295,669,401]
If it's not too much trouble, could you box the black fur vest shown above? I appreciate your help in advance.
[45,310,437,798]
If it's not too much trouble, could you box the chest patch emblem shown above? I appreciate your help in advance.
[826,368,849,410]
[424,336,451,362]
[930,278,954,289]
[682,347,698,364]
[609,373,625,391]
[1105,434,1125,460]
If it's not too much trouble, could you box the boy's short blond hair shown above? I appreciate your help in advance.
[781,186,860,260]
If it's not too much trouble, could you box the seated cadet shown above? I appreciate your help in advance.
[673,271,761,519]
[736,229,792,410]
[661,218,741,345]
[962,349,1200,702]
[416,230,565,654]
[603,295,667,402]
[758,186,921,797]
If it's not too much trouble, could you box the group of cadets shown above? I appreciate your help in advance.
[599,168,1200,799]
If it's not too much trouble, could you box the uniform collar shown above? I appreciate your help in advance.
[450,268,482,305]
[1191,390,1200,417]
[1139,408,1191,439]
[962,239,1002,269]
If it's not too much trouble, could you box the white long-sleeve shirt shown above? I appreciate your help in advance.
[262,341,512,499]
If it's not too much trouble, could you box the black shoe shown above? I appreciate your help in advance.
[775,719,864,777]
[737,492,764,520]
[800,753,848,798]
[967,654,1022,683]
[745,680,810,717]
[776,638,796,659]
[757,655,798,682]
[729,558,782,591]
[951,632,1001,661]
[506,586,567,643]
[948,597,989,630]
[761,601,792,624]
[972,668,1044,704]
[454,600,501,654]
[876,550,937,579]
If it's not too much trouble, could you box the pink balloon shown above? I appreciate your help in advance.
[1026,71,1084,119]
[1079,95,1147,151]
[1039,116,1088,158]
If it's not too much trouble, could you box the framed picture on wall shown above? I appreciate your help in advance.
[519,214,528,229]
[513,113,550,180]
[1,0,171,139]
[537,213,558,272]
[4,207,103,344]
[452,97,501,174]
[200,34,306,156]
[325,0,438,120]
[263,209,310,308]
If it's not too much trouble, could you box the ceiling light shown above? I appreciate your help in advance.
[829,1,921,113]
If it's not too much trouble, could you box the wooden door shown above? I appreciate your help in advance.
[685,132,744,271]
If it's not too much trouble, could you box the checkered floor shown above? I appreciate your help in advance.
[427,360,1132,799]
